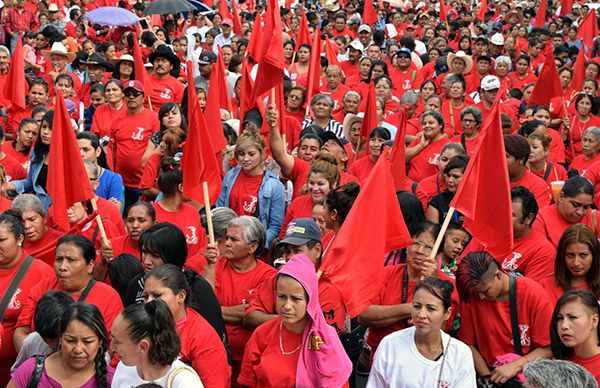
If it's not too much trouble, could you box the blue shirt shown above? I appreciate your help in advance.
[97,168,124,207]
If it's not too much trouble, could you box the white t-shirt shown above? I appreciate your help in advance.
[367,326,477,388]
[112,360,204,388]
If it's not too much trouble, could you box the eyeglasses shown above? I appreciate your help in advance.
[461,118,476,123]
[412,240,434,253]
[124,90,143,98]
[288,94,302,100]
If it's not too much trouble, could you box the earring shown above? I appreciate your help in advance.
[18,242,22,247]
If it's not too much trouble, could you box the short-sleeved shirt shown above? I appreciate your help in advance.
[228,170,263,216]
[501,230,556,283]
[408,137,450,182]
[152,202,207,256]
[96,168,124,205]
[147,74,185,110]
[533,204,599,247]
[511,170,552,208]
[348,157,376,185]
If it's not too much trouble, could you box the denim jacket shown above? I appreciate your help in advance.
[12,149,51,211]
[216,167,285,247]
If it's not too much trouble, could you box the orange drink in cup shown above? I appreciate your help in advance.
[550,181,565,203]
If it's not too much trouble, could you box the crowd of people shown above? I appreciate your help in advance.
[1,0,600,387]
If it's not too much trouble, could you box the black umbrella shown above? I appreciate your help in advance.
[143,0,196,15]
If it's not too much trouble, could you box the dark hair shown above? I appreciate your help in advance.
[56,235,97,264]
[158,102,188,134]
[0,210,25,241]
[518,119,545,137]
[157,157,183,195]
[55,73,74,87]
[562,176,595,198]
[396,191,425,236]
[414,277,454,311]
[456,251,501,301]
[120,300,181,366]
[443,154,469,175]
[33,110,54,162]
[554,224,600,297]
[30,78,49,94]
[504,134,530,162]
[139,223,188,268]
[60,302,109,388]
[35,290,74,340]
[125,202,156,223]
[325,182,360,225]
[551,290,600,359]
[145,264,192,306]
[109,254,144,302]
[511,186,539,224]
[369,126,391,141]
[76,131,108,168]
[30,105,48,120]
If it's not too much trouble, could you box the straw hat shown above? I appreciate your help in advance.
[42,42,77,62]
[343,113,364,141]
[447,50,473,74]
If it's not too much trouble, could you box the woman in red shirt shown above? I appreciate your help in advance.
[563,93,600,163]
[144,264,231,388]
[570,125,600,174]
[90,79,127,139]
[238,254,351,387]
[540,224,600,304]
[406,111,450,182]
[288,44,310,87]
[551,290,600,384]
[527,132,568,186]
[4,118,39,169]
[508,54,538,91]
[441,76,467,136]
[348,127,391,184]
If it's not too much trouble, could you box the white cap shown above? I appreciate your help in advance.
[480,75,501,90]
[358,25,372,34]
[48,3,59,11]
[490,33,505,46]
[348,40,364,51]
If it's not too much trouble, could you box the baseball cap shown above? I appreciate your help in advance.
[123,80,144,93]
[396,47,412,58]
[406,24,417,30]
[480,75,500,91]
[348,40,364,51]
[278,218,322,246]
[321,131,348,153]
[48,3,59,11]
[358,25,372,34]
[222,18,233,27]
[198,50,217,65]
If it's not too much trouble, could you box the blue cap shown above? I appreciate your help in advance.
[396,47,412,57]
[278,218,322,246]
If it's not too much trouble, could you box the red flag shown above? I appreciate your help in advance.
[324,38,340,67]
[569,45,587,96]
[132,33,152,97]
[358,81,378,157]
[47,91,95,231]
[529,44,562,107]
[238,58,255,122]
[560,0,573,16]
[321,156,412,317]
[389,107,409,191]
[250,0,285,102]
[231,0,243,36]
[362,0,379,25]
[296,11,311,48]
[577,11,599,53]
[219,0,233,20]
[0,35,26,110]
[450,97,514,259]
[306,28,322,105]
[477,0,487,21]
[182,63,222,205]
[439,0,447,22]
[246,11,263,62]
[535,0,547,27]
[204,48,230,153]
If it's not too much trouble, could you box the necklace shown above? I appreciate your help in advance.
[279,320,302,355]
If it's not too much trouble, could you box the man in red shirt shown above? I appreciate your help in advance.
[147,45,185,110]
[331,13,353,38]
[339,40,363,78]
[0,47,9,104]
[389,48,423,97]
[5,0,37,51]
[474,75,500,122]
[41,42,82,96]
[321,65,350,116]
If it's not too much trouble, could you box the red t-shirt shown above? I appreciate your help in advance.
[507,71,537,91]
[245,272,346,333]
[458,275,553,367]
[111,108,159,187]
[238,317,301,387]
[229,171,263,217]
[6,106,32,135]
[565,115,600,162]
[571,153,600,176]
[322,84,350,115]
[450,134,480,157]
[280,195,315,239]
[570,353,600,384]
[146,74,185,111]
[415,173,446,211]
[0,196,11,213]
[339,60,359,78]
[177,307,231,388]
[511,170,552,208]
[152,202,207,256]
[539,276,590,305]
[348,156,377,185]
[16,277,123,337]
[582,161,600,209]
[530,162,568,186]
[76,217,122,250]
[0,153,26,182]
[366,264,459,349]
[408,137,450,182]
[139,152,161,190]
[389,67,423,98]
[501,230,556,283]
[214,258,277,361]
[0,256,54,386]
[23,227,63,267]
[96,196,126,235]
[91,103,128,138]
[547,128,566,164]
[3,141,30,167]
[533,204,600,247]
[109,234,140,259]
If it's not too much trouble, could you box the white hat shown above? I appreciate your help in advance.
[358,25,372,34]
[343,112,364,141]
[116,54,134,63]
[447,50,473,74]
[348,40,364,51]
[490,33,505,46]
[41,42,76,62]
[480,75,501,90]
[48,3,59,11]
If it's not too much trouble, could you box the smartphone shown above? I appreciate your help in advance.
[139,18,149,30]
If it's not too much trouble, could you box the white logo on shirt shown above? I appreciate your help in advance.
[428,153,440,165]
[131,127,145,141]
[185,226,198,245]
[502,252,522,272]
[243,196,258,214]
[402,79,411,89]
[8,288,22,310]
[519,324,531,347]
[160,88,173,99]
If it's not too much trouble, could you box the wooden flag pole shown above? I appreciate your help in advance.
[428,206,455,261]
[202,181,215,244]
[90,197,108,243]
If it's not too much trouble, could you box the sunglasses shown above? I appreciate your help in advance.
[124,90,143,97]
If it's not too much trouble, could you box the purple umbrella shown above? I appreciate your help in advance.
[83,6,139,27]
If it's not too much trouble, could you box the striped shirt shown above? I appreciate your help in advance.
[301,118,344,138]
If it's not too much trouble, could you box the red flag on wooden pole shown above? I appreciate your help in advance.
[296,10,311,48]
[306,27,322,107]
[321,156,412,317]
[362,0,379,25]
[389,107,410,191]
[535,0,547,27]
[449,95,514,259]
[203,49,230,153]
[231,0,243,35]
[47,91,95,231]
[238,58,255,122]
[577,11,599,54]
[528,44,562,107]
[246,11,263,61]
[569,45,587,95]
[131,33,152,107]
[357,81,378,157]
[439,0,447,22]
[182,62,222,205]
[477,0,487,21]
[0,35,26,110]
[324,38,340,67]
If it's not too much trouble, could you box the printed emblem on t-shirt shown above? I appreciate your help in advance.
[8,287,22,310]
[519,324,531,347]
[402,79,411,89]
[160,89,173,99]
[244,195,258,214]
[438,381,449,388]
[502,252,522,272]
[185,226,198,245]
[131,127,145,141]
[428,153,441,165]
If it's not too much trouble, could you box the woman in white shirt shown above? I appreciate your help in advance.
[110,300,203,387]
[367,277,476,388]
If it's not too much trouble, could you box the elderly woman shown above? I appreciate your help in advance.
[204,216,277,383]
[332,90,362,124]
[494,55,513,89]
[11,194,63,266]
[450,107,482,156]
[301,93,344,138]
[571,126,600,173]
[441,75,468,136]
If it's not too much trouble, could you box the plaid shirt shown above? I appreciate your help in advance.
[6,7,36,34]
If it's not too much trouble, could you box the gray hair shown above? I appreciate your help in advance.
[228,216,266,251]
[202,207,238,241]
[460,106,483,125]
[342,90,361,103]
[522,359,598,388]
[494,55,513,71]
[83,159,98,180]
[0,45,9,56]
[584,126,600,144]
[441,142,466,155]
[311,93,334,108]
[11,194,46,217]
[400,90,418,105]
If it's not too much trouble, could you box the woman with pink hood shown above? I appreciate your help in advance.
[238,254,352,387]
